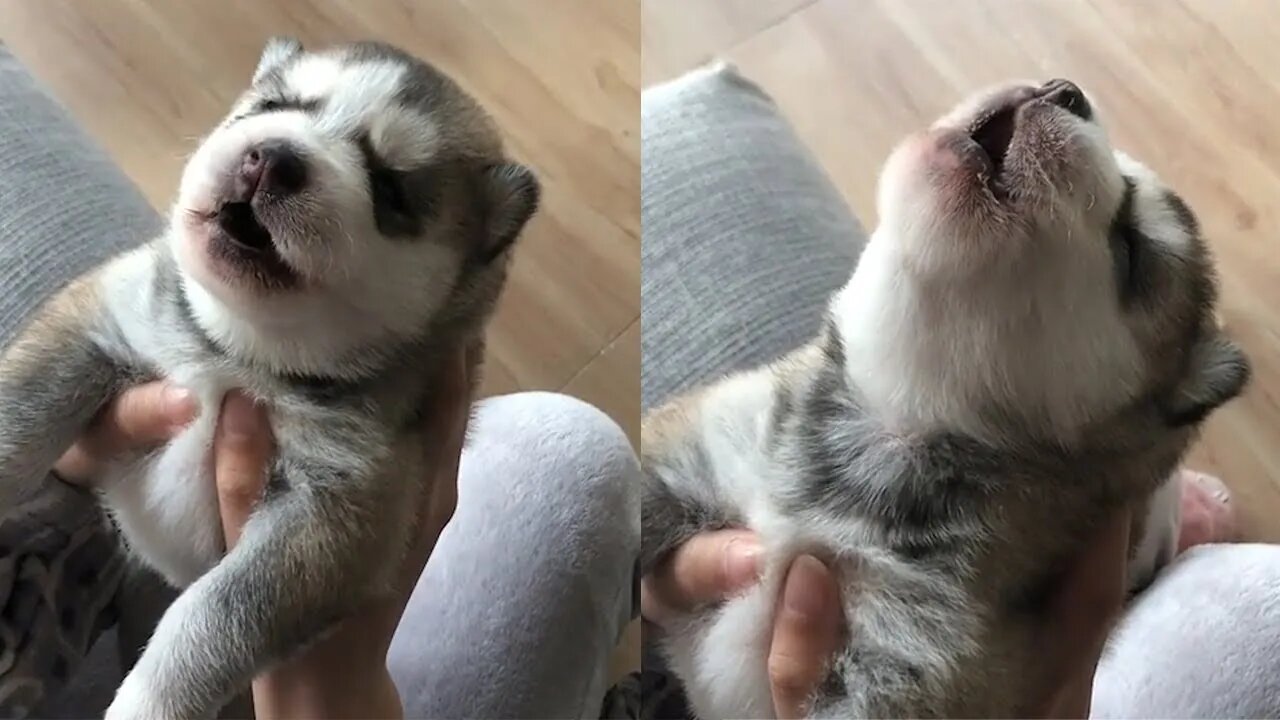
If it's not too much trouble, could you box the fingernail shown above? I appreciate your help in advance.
[784,555,830,618]
[163,386,199,426]
[1190,472,1232,504]
[724,538,763,589]
[220,394,262,441]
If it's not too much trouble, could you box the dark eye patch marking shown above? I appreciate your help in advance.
[1109,176,1142,304]
[253,96,321,115]
[355,133,443,238]
[226,95,321,126]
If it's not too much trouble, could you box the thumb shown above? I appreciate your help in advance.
[99,383,199,448]
[770,555,843,719]
[641,529,763,627]
[1029,511,1131,717]
[55,382,198,484]
[215,391,274,550]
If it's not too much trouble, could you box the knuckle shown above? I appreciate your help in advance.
[217,470,265,507]
[218,431,265,455]
[115,385,163,423]
[767,651,809,693]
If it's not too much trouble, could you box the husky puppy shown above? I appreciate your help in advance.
[0,38,538,718]
[641,79,1248,718]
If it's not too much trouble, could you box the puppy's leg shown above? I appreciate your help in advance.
[639,398,739,574]
[0,276,126,503]
[104,467,414,720]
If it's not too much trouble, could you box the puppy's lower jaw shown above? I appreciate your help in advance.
[178,270,396,381]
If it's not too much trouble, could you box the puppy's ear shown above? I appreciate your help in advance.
[1161,330,1250,426]
[253,36,304,84]
[476,163,540,263]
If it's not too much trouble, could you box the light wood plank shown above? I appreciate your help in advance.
[641,0,816,85]
[564,320,640,449]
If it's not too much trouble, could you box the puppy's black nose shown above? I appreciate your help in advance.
[1040,79,1092,120]
[238,141,308,199]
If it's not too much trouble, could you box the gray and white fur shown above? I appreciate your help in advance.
[0,38,538,719]
[641,80,1249,718]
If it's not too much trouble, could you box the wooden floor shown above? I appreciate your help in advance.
[0,0,640,681]
[643,0,1280,543]
[0,0,640,447]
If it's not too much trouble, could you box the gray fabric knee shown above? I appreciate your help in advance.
[1091,543,1280,718]
[390,391,640,719]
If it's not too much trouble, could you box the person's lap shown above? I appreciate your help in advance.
[640,64,1280,718]
[390,391,640,719]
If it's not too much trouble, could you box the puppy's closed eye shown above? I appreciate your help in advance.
[254,96,318,115]
[356,134,420,237]
[1109,177,1142,302]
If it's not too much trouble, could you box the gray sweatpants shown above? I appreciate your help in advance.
[389,391,640,718]
[640,64,1280,719]
[0,45,638,719]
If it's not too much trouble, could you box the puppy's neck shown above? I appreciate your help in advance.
[832,240,990,441]
[178,271,393,381]
[831,234,1132,447]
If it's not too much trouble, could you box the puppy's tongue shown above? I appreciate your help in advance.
[970,106,1017,172]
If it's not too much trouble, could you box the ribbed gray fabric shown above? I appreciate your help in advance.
[640,63,865,412]
[0,47,161,349]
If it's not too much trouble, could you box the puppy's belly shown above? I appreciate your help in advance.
[101,410,224,588]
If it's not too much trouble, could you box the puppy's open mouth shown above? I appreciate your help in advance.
[215,201,273,253]
[969,106,1017,181]
[963,79,1092,197]
[201,201,298,288]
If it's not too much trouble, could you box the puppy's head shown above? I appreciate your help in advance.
[841,80,1247,441]
[172,38,537,374]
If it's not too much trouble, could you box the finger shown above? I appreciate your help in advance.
[1039,667,1095,720]
[1030,512,1131,717]
[421,350,472,461]
[1051,512,1130,657]
[414,351,471,548]
[640,529,762,627]
[214,392,274,550]
[54,382,198,484]
[770,555,843,720]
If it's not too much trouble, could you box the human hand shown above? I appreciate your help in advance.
[640,512,1131,720]
[1024,511,1131,718]
[214,350,470,719]
[640,530,844,718]
[51,356,470,719]
[53,382,199,485]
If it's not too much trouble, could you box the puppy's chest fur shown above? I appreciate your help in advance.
[643,327,1186,718]
[88,245,426,587]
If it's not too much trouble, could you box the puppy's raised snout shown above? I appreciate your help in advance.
[1039,79,1092,121]
[237,141,308,200]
